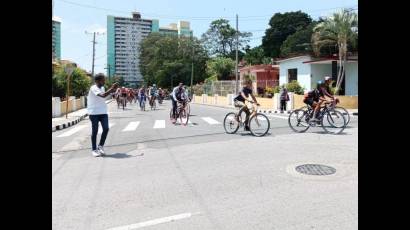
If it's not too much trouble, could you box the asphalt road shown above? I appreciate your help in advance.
[52,99,358,230]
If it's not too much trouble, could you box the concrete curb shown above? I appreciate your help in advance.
[52,99,113,132]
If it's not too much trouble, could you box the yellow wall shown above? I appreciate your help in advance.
[255,97,274,109]
[193,93,358,110]
[293,94,358,109]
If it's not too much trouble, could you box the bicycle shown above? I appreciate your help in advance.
[223,101,270,137]
[139,97,146,111]
[298,100,350,126]
[169,100,190,125]
[150,96,157,110]
[288,101,346,134]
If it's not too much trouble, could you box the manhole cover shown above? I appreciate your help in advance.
[295,164,336,176]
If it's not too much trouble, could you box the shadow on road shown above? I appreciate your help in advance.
[103,153,133,159]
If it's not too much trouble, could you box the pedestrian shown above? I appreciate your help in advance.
[87,73,119,157]
[280,86,289,113]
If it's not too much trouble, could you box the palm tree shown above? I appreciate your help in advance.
[312,8,358,95]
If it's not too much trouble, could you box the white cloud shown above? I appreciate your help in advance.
[52,16,62,22]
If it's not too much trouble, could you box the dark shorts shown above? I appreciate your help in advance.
[121,93,127,97]
[303,98,316,106]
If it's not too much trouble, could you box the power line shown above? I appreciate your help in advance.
[57,0,357,21]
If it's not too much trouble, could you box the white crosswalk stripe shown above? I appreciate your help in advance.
[153,120,166,129]
[57,125,87,137]
[98,123,115,134]
[266,114,288,120]
[122,121,140,132]
[201,117,221,125]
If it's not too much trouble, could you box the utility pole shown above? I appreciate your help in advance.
[190,36,194,97]
[104,64,111,81]
[85,31,105,78]
[235,14,239,95]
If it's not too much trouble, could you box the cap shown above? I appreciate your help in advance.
[324,76,331,81]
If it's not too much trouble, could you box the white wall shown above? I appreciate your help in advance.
[311,64,332,89]
[279,56,312,90]
[345,62,358,95]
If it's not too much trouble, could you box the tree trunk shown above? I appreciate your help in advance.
[335,42,344,95]
[336,40,347,95]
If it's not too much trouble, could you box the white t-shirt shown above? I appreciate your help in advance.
[87,85,108,115]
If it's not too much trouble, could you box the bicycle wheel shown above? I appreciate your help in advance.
[179,106,189,125]
[223,112,240,134]
[288,109,310,133]
[321,110,346,134]
[333,106,351,125]
[249,113,270,137]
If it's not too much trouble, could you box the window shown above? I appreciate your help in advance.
[287,69,297,82]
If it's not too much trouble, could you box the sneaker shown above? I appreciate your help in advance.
[97,145,105,156]
[92,150,101,157]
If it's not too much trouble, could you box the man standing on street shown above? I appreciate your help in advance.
[87,73,119,157]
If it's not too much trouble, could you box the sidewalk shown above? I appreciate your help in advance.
[52,99,113,132]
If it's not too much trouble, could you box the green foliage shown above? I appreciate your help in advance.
[280,23,316,57]
[52,65,91,98]
[285,80,305,95]
[206,57,235,80]
[201,19,252,57]
[273,85,281,94]
[262,11,312,58]
[139,33,209,89]
[243,46,266,65]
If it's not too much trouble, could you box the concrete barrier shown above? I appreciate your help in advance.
[53,96,87,117]
[191,92,358,110]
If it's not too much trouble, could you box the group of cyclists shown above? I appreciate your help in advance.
[233,75,339,132]
[113,84,167,110]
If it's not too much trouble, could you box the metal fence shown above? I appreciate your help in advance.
[193,80,280,97]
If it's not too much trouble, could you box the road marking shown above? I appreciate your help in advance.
[267,114,288,120]
[122,121,140,132]
[105,212,197,230]
[153,120,165,129]
[98,123,115,134]
[201,117,221,125]
[57,125,87,137]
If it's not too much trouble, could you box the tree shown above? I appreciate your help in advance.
[262,11,312,58]
[206,57,235,80]
[139,33,209,89]
[280,22,317,57]
[201,19,252,57]
[312,8,358,95]
[52,65,91,98]
[243,46,266,65]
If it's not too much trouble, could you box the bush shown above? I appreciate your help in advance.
[191,83,204,96]
[285,80,304,95]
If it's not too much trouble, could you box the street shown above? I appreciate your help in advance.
[52,100,358,230]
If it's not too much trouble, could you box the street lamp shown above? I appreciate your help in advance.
[64,64,75,119]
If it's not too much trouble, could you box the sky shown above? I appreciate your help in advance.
[53,0,358,74]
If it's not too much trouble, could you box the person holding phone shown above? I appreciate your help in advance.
[87,73,119,157]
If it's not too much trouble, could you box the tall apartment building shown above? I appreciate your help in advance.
[107,12,193,86]
[52,18,61,61]
[151,20,193,37]
[107,12,152,86]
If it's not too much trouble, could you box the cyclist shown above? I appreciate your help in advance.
[233,79,260,131]
[171,83,188,123]
[303,81,330,122]
[138,86,147,109]
[148,84,158,106]
[158,88,164,103]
